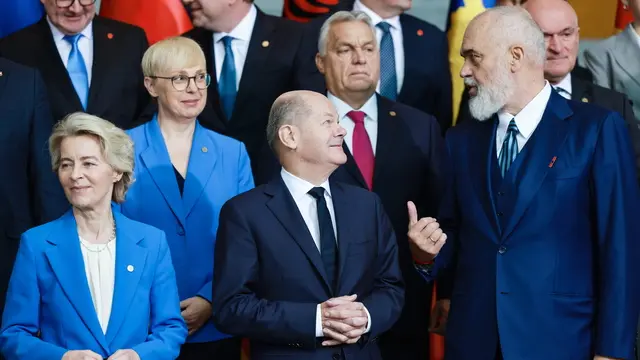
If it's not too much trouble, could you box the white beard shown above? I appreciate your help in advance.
[466,66,516,121]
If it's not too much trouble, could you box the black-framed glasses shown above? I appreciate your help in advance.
[150,73,211,91]
[55,0,96,7]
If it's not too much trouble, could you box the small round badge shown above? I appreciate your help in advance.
[202,146,208,153]
[262,40,269,48]
[127,265,134,272]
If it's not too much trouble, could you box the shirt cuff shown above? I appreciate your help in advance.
[315,304,323,337]
[363,305,372,333]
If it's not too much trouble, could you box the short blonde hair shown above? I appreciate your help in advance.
[141,36,206,76]
[49,112,134,203]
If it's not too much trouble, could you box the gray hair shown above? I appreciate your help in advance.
[49,112,135,203]
[318,10,376,56]
[481,6,546,66]
[266,94,312,153]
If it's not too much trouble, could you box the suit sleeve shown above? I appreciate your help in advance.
[582,47,612,89]
[590,112,640,359]
[620,95,640,183]
[212,201,318,348]
[132,231,188,360]
[196,143,254,301]
[0,235,68,360]
[432,31,453,134]
[361,197,405,338]
[29,68,68,224]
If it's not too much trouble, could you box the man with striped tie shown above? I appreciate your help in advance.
[408,6,640,360]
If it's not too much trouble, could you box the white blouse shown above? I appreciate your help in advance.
[79,236,116,334]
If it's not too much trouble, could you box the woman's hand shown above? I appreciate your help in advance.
[108,349,140,360]
[62,350,102,360]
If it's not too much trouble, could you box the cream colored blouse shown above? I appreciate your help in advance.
[79,236,116,334]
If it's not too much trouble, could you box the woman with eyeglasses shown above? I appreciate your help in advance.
[120,36,254,360]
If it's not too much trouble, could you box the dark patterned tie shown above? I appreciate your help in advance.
[308,187,338,289]
[498,119,519,177]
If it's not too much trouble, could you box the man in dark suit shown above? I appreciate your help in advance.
[0,0,149,130]
[181,0,319,185]
[212,90,404,360]
[0,58,67,319]
[410,7,640,360]
[300,0,453,133]
[313,10,446,360]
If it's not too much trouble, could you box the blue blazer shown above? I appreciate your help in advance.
[212,177,404,360]
[422,91,640,360]
[0,210,187,360]
[121,116,254,343]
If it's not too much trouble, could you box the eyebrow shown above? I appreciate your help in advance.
[61,156,99,162]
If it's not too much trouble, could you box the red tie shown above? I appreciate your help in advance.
[347,110,375,190]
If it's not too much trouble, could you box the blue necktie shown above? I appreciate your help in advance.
[308,187,338,290]
[498,119,519,177]
[64,34,89,110]
[218,36,237,121]
[377,22,397,100]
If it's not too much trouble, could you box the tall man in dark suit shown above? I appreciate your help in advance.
[300,0,453,133]
[212,90,404,360]
[0,0,149,130]
[410,7,640,360]
[0,58,67,319]
[181,0,319,185]
[313,10,447,360]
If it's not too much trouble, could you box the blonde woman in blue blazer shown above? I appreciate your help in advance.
[0,113,187,360]
[120,37,254,359]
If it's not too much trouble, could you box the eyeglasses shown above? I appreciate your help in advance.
[55,0,96,7]
[149,73,211,91]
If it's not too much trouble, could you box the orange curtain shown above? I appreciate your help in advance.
[99,0,193,44]
[282,0,340,23]
[616,0,634,30]
[430,283,445,360]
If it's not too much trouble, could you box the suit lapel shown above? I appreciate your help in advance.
[372,96,400,188]
[139,118,186,226]
[87,18,113,114]
[501,92,572,240]
[264,177,331,292]
[570,76,591,104]
[182,122,217,218]
[398,14,419,99]
[44,211,109,353]
[105,211,147,345]
[471,118,501,238]
[330,181,354,294]
[612,27,640,88]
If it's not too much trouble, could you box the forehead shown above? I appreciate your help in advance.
[534,8,576,33]
[329,21,375,45]
[461,24,490,55]
[60,135,102,155]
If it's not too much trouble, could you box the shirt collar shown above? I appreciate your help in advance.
[47,16,93,42]
[213,4,257,43]
[327,92,378,122]
[553,73,572,96]
[280,168,332,202]
[497,81,552,139]
[353,0,401,29]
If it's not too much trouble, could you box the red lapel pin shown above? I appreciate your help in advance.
[107,33,114,40]
[548,156,557,168]
[417,29,424,36]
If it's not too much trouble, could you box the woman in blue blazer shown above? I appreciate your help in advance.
[121,37,254,359]
[0,113,187,360]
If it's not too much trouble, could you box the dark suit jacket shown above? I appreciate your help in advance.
[330,95,446,341]
[212,176,404,360]
[0,57,67,315]
[424,91,640,360]
[300,2,453,133]
[182,9,319,185]
[0,16,149,129]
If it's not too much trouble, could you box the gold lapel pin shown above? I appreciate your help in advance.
[389,111,397,117]
[581,97,589,103]
[262,40,270,48]
[202,146,208,153]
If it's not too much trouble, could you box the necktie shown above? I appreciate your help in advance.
[64,34,89,110]
[377,22,397,100]
[308,187,338,290]
[347,110,375,189]
[498,119,519,177]
[218,36,237,121]
[553,86,571,100]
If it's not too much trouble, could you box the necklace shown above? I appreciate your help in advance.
[79,221,116,253]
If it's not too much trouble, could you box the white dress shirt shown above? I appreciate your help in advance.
[496,82,552,157]
[328,92,378,155]
[353,0,404,94]
[552,73,572,100]
[212,4,257,90]
[47,17,94,84]
[280,169,371,337]
[79,236,116,334]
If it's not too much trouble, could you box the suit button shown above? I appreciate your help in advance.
[177,225,185,236]
[497,191,504,196]
[498,246,507,254]
[497,211,504,217]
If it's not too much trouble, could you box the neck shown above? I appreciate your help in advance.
[502,76,546,115]
[74,203,113,243]
[359,0,401,18]
[157,110,196,140]
[283,160,335,186]
[214,3,251,33]
[332,89,374,110]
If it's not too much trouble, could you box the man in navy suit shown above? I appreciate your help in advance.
[408,7,640,360]
[300,0,453,133]
[314,10,447,360]
[212,90,404,360]
[0,58,67,318]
